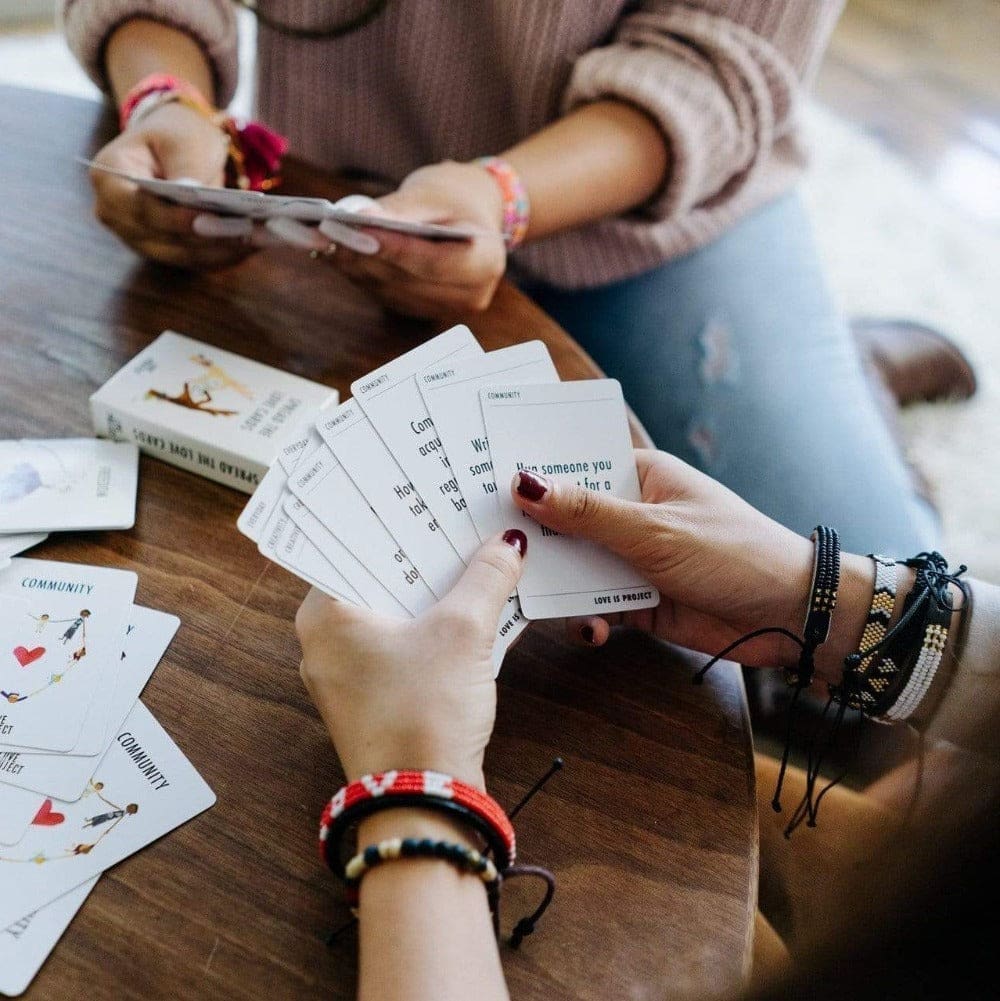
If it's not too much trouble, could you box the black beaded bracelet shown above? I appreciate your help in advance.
[784,525,841,688]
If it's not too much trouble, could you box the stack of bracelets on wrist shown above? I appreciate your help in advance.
[118,73,288,192]
[318,770,555,945]
[474,156,530,248]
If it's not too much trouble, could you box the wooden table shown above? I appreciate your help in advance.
[0,86,757,1001]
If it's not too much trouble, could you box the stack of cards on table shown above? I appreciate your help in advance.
[0,558,214,996]
[238,325,659,673]
[0,439,140,569]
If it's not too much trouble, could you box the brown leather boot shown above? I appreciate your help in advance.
[850,317,977,406]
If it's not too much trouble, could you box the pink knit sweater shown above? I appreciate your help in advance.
[64,0,843,289]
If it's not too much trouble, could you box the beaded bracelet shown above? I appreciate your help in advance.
[118,72,288,192]
[474,156,530,248]
[784,525,841,688]
[319,771,516,878]
[343,838,500,911]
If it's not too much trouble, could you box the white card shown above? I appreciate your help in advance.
[0,440,138,534]
[0,606,178,803]
[289,441,434,616]
[0,561,137,752]
[420,341,559,544]
[482,380,660,620]
[352,326,484,562]
[319,401,464,599]
[0,699,215,931]
[0,878,97,996]
[235,460,288,544]
[84,162,484,241]
[0,783,43,848]
[283,497,409,617]
[0,535,48,563]
[259,503,364,605]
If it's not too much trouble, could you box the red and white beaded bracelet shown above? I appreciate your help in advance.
[319,770,516,875]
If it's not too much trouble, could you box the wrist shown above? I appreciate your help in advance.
[472,156,530,247]
[341,750,485,793]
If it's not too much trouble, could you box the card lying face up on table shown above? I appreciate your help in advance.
[238,325,659,669]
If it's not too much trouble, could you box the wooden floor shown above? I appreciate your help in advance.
[816,0,1000,225]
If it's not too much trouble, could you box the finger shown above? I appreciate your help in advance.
[192,214,255,239]
[136,237,254,270]
[136,190,204,237]
[510,468,653,559]
[434,530,527,632]
[318,218,380,255]
[265,216,331,252]
[566,615,613,647]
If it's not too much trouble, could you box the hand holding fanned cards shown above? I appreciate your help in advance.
[238,325,657,671]
[0,439,138,534]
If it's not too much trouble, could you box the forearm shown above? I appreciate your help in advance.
[355,809,508,1001]
[500,100,669,242]
[105,18,215,105]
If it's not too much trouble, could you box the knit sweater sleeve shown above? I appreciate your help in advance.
[61,0,239,105]
[561,1,842,220]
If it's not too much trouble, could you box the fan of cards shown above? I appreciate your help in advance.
[238,325,659,671]
[0,560,214,996]
[0,438,140,572]
[85,160,491,243]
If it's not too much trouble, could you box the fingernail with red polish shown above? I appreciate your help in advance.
[515,470,549,502]
[502,529,527,557]
[580,624,595,645]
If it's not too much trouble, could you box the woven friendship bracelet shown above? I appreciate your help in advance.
[319,771,516,877]
[343,838,500,910]
[475,156,530,248]
[785,525,841,687]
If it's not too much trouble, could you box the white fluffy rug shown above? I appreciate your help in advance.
[801,104,1000,583]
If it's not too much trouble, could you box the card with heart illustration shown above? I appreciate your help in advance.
[0,560,137,753]
[0,698,215,931]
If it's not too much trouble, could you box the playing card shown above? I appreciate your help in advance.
[0,561,137,752]
[0,536,48,563]
[258,504,364,605]
[84,162,485,241]
[0,606,178,803]
[0,699,215,931]
[0,440,138,534]
[319,401,465,599]
[235,460,288,544]
[288,440,435,615]
[419,341,559,543]
[481,380,660,620]
[352,326,484,563]
[0,783,44,848]
[0,878,97,996]
[282,497,409,617]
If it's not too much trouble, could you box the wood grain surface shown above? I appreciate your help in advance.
[0,85,757,1001]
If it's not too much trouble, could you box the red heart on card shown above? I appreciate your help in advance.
[32,799,65,826]
[12,646,46,667]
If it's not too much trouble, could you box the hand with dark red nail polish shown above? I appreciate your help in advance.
[514,469,549,502]
[502,528,527,557]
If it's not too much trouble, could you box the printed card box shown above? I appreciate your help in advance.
[90,332,338,494]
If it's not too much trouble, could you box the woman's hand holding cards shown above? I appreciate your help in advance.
[295,531,526,790]
[325,161,508,320]
[89,101,261,270]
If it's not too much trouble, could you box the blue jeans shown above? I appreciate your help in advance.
[525,193,940,557]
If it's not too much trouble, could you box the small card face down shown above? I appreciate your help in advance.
[0,699,215,933]
[91,331,338,494]
[0,560,137,753]
[482,380,660,620]
[0,440,138,534]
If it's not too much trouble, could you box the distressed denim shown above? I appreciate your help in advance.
[524,193,940,557]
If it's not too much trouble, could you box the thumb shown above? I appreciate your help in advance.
[375,185,442,224]
[434,530,527,631]
[510,469,652,562]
